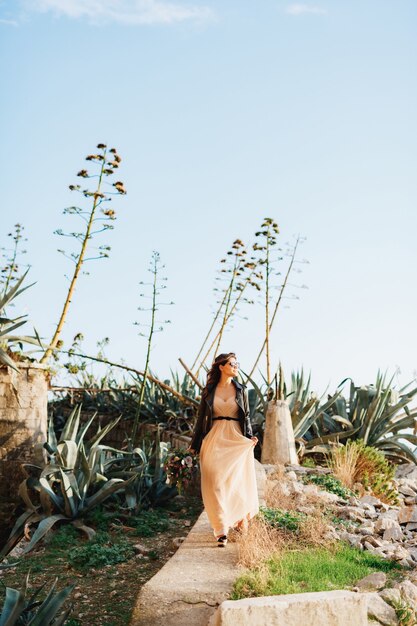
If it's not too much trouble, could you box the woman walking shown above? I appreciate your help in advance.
[189,353,259,546]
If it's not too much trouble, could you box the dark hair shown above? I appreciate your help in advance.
[202,352,236,400]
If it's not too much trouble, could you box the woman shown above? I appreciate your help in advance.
[189,353,259,547]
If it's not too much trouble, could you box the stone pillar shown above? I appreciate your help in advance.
[261,399,298,465]
[0,363,49,545]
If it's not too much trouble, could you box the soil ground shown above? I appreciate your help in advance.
[0,493,202,626]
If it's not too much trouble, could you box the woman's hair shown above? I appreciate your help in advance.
[202,352,236,399]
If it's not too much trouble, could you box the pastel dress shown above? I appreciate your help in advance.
[199,389,259,538]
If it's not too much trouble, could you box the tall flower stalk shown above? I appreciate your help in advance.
[1,223,28,298]
[131,251,174,441]
[247,234,307,381]
[192,239,261,377]
[40,144,125,364]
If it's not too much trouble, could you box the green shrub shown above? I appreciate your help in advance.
[329,439,400,505]
[68,532,135,570]
[303,474,354,500]
[260,507,305,533]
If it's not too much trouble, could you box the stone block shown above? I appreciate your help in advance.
[210,591,369,626]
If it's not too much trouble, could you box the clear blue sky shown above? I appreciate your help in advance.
[1,0,416,394]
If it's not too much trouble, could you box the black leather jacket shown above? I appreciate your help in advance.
[190,379,253,453]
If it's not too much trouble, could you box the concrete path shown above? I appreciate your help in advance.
[129,460,266,626]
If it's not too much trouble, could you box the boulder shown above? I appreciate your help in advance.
[366,593,399,626]
[398,506,417,524]
[378,588,401,607]
[355,572,387,591]
[359,495,383,508]
[382,522,404,542]
[397,580,417,606]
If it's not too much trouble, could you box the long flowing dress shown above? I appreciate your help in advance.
[199,389,259,538]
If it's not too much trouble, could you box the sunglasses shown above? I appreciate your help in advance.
[227,361,240,368]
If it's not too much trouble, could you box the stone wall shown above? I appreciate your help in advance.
[0,363,49,544]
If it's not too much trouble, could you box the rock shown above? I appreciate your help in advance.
[172,537,186,548]
[406,522,417,531]
[286,470,297,481]
[397,580,417,606]
[376,510,399,523]
[404,497,417,505]
[379,588,401,607]
[392,546,411,561]
[338,506,366,523]
[398,505,417,524]
[133,543,152,556]
[367,592,399,626]
[339,531,363,549]
[395,463,417,480]
[360,495,383,508]
[359,524,376,535]
[356,572,387,591]
[375,517,402,534]
[382,521,404,542]
[398,484,417,497]
[360,535,383,548]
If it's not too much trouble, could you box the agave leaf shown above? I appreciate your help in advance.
[305,427,361,448]
[39,477,64,512]
[76,411,97,446]
[59,469,77,517]
[0,587,25,626]
[376,440,417,464]
[18,480,38,511]
[28,582,74,626]
[88,415,121,447]
[22,515,67,554]
[0,320,27,337]
[71,519,96,540]
[0,346,19,371]
[57,440,78,470]
[0,268,32,310]
[59,405,81,443]
[0,511,39,559]
[82,478,126,513]
[47,417,58,453]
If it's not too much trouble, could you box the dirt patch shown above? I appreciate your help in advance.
[0,494,202,626]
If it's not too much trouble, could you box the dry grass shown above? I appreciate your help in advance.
[234,515,284,569]
[327,443,361,489]
[234,465,337,569]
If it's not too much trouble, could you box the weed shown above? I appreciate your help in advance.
[68,532,135,570]
[133,509,170,537]
[303,474,354,500]
[392,599,417,626]
[232,544,401,599]
[260,507,305,533]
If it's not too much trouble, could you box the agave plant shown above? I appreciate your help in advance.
[0,574,73,626]
[0,269,42,371]
[0,405,130,557]
[107,427,177,513]
[306,372,417,463]
[243,368,342,448]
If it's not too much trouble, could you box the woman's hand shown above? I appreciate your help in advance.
[250,436,258,446]
[186,447,196,454]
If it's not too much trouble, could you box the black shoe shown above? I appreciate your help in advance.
[217,535,227,547]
